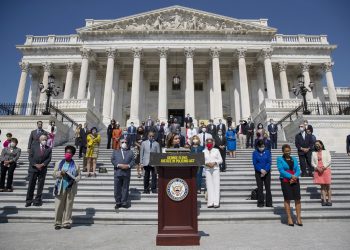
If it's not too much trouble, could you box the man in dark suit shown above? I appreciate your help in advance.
[215,129,227,172]
[111,138,135,209]
[207,119,217,136]
[27,121,48,151]
[107,120,116,149]
[155,121,165,147]
[175,128,186,147]
[268,119,278,149]
[184,113,193,128]
[347,134,350,156]
[246,118,255,148]
[25,134,52,207]
[127,122,137,147]
[304,119,313,134]
[170,118,181,134]
[79,123,88,158]
[295,124,314,177]
[216,119,226,134]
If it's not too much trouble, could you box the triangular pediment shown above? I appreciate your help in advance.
[77,5,277,35]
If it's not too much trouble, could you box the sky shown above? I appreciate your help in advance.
[0,0,349,103]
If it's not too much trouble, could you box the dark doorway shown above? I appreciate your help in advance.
[168,109,185,127]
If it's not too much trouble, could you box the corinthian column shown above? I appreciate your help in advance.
[63,62,74,99]
[232,63,241,125]
[184,47,197,125]
[323,62,338,103]
[15,62,30,104]
[158,47,168,123]
[300,62,313,101]
[278,61,290,99]
[39,62,52,103]
[236,48,251,119]
[77,48,90,99]
[102,48,117,124]
[210,47,224,122]
[127,47,142,126]
[262,48,276,99]
[256,64,265,107]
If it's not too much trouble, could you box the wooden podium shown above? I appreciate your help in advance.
[150,149,204,246]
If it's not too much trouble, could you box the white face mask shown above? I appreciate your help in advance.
[121,143,127,149]
[192,139,199,144]
[41,140,47,146]
[218,132,222,136]
[258,147,265,152]
[299,128,304,132]
[202,128,206,133]
[10,142,16,148]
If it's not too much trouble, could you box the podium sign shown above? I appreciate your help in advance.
[150,152,204,246]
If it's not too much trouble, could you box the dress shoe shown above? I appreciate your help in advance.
[115,204,121,209]
[326,202,332,206]
[321,201,327,206]
[63,224,71,229]
[54,225,62,230]
[257,204,264,208]
[207,205,214,208]
[25,203,32,207]
[214,205,220,209]
[143,190,150,194]
[121,203,129,208]
[33,201,42,207]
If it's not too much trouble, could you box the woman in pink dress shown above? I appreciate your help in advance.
[311,140,332,206]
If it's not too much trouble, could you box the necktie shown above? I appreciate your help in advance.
[203,133,205,145]
[150,140,153,149]
[220,135,222,141]
[41,146,44,156]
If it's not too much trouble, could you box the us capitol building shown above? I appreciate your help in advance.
[7,5,350,152]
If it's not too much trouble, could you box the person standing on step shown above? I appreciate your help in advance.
[215,129,227,172]
[74,124,82,150]
[184,113,193,128]
[256,123,265,140]
[79,123,88,159]
[312,140,332,206]
[134,126,146,178]
[107,119,116,149]
[190,135,204,194]
[127,122,137,148]
[47,121,57,148]
[206,119,217,137]
[203,138,222,208]
[186,123,197,145]
[53,145,81,230]
[252,140,273,208]
[246,118,255,149]
[236,120,248,149]
[226,115,233,128]
[140,131,160,194]
[25,134,52,207]
[226,126,237,158]
[86,127,101,177]
[304,119,313,134]
[268,119,278,149]
[112,124,122,150]
[121,128,131,148]
[277,144,302,226]
[295,123,314,177]
[347,134,350,156]
[112,138,135,209]
[0,138,21,192]
[216,119,226,135]
[3,133,13,148]
[155,120,165,148]
[199,126,212,148]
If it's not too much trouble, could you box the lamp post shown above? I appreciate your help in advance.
[291,74,315,115]
[39,75,60,115]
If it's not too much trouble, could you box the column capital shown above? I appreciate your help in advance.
[80,48,92,59]
[278,61,288,72]
[158,47,169,58]
[184,47,195,58]
[261,48,273,59]
[106,48,118,59]
[19,62,30,72]
[300,61,311,72]
[235,48,247,58]
[42,62,52,73]
[65,62,75,72]
[210,47,221,58]
[322,61,333,72]
[131,47,143,58]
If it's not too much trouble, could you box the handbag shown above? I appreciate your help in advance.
[282,170,295,183]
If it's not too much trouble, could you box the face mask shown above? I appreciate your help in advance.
[207,143,214,150]
[299,128,304,132]
[64,152,73,161]
[258,147,265,152]
[156,122,160,125]
[218,132,222,136]
[10,142,16,148]
[121,143,127,149]
[123,131,128,135]
[192,139,199,144]
[202,128,206,133]
[284,152,291,158]
[41,140,47,146]
[258,126,262,129]
[315,145,321,151]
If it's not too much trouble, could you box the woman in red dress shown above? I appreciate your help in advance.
[312,140,332,206]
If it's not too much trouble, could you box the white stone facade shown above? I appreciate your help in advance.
[14,5,348,128]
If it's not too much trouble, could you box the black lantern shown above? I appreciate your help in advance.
[292,74,315,115]
[172,52,181,85]
[39,75,60,115]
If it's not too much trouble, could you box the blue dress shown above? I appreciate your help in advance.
[226,129,237,151]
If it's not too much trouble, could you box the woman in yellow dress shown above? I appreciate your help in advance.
[86,127,101,177]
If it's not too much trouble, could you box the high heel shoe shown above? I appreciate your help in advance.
[288,223,294,227]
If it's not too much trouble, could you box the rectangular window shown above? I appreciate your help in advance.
[194,82,203,91]
[221,82,226,92]
[127,82,132,92]
[150,82,159,91]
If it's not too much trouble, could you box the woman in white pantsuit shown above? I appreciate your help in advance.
[203,138,223,208]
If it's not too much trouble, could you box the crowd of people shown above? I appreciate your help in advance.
[0,115,348,229]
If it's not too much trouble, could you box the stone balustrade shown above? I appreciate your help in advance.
[272,34,328,45]
[25,35,82,45]
[262,99,303,109]
[323,87,350,96]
